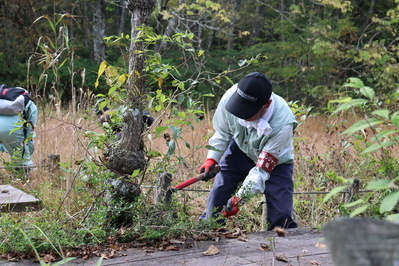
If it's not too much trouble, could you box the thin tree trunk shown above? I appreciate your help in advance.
[93,0,107,63]
[158,15,177,54]
[80,1,94,61]
[157,0,182,54]
[107,0,155,175]
[226,0,241,50]
[247,4,264,47]
[117,0,128,35]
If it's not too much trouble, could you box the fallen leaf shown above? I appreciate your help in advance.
[275,253,289,262]
[203,245,219,256]
[273,227,287,237]
[169,239,185,245]
[165,245,180,251]
[260,243,271,251]
[42,254,55,263]
[237,236,247,242]
[315,242,328,249]
[193,234,210,241]
[310,260,320,265]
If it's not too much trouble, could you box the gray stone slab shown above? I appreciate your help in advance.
[75,228,332,266]
[0,185,42,212]
[0,229,333,266]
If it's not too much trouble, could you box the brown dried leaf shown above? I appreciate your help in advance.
[169,239,185,245]
[7,256,18,262]
[260,243,271,251]
[310,260,320,265]
[42,254,55,263]
[315,242,328,249]
[237,236,247,242]
[203,245,219,256]
[275,254,289,262]
[165,245,180,251]
[273,227,287,237]
[193,234,210,241]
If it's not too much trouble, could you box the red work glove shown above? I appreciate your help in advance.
[198,158,218,181]
[221,196,241,217]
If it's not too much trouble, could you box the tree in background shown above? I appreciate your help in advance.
[105,0,156,175]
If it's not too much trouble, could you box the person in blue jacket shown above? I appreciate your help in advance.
[198,72,298,230]
[0,89,38,173]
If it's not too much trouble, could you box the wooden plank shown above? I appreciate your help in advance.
[0,185,42,212]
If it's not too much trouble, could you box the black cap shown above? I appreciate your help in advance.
[225,72,272,119]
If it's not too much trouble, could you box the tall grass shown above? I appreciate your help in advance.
[0,103,359,221]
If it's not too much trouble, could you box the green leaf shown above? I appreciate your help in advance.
[371,109,389,119]
[386,214,399,223]
[167,139,176,156]
[205,145,221,152]
[331,99,368,115]
[178,112,186,119]
[108,86,117,95]
[154,126,168,137]
[362,141,396,153]
[131,169,140,177]
[366,179,393,190]
[184,140,191,149]
[391,111,399,127]
[323,186,347,203]
[329,97,352,104]
[380,191,399,213]
[342,118,383,135]
[344,199,364,208]
[371,130,397,142]
[349,205,369,217]
[169,125,182,139]
[224,75,234,85]
[344,77,364,88]
[359,86,375,100]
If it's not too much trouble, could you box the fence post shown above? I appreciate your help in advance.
[154,172,172,204]
[344,179,360,204]
[261,194,267,231]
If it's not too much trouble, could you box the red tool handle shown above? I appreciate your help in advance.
[174,165,221,190]
[174,177,198,190]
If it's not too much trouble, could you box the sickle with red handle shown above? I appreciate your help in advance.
[174,165,221,190]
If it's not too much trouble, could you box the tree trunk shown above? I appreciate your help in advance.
[107,0,155,175]
[117,0,128,35]
[247,4,264,47]
[226,0,241,50]
[93,0,107,63]
[157,0,182,54]
[158,15,177,54]
[81,1,94,61]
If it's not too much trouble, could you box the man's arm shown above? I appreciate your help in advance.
[206,93,234,163]
[236,124,294,200]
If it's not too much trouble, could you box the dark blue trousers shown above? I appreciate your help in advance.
[200,139,297,230]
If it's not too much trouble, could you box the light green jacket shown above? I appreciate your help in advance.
[207,85,297,198]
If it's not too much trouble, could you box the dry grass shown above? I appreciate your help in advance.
[0,104,392,230]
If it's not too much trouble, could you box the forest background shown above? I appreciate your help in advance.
[0,0,399,261]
